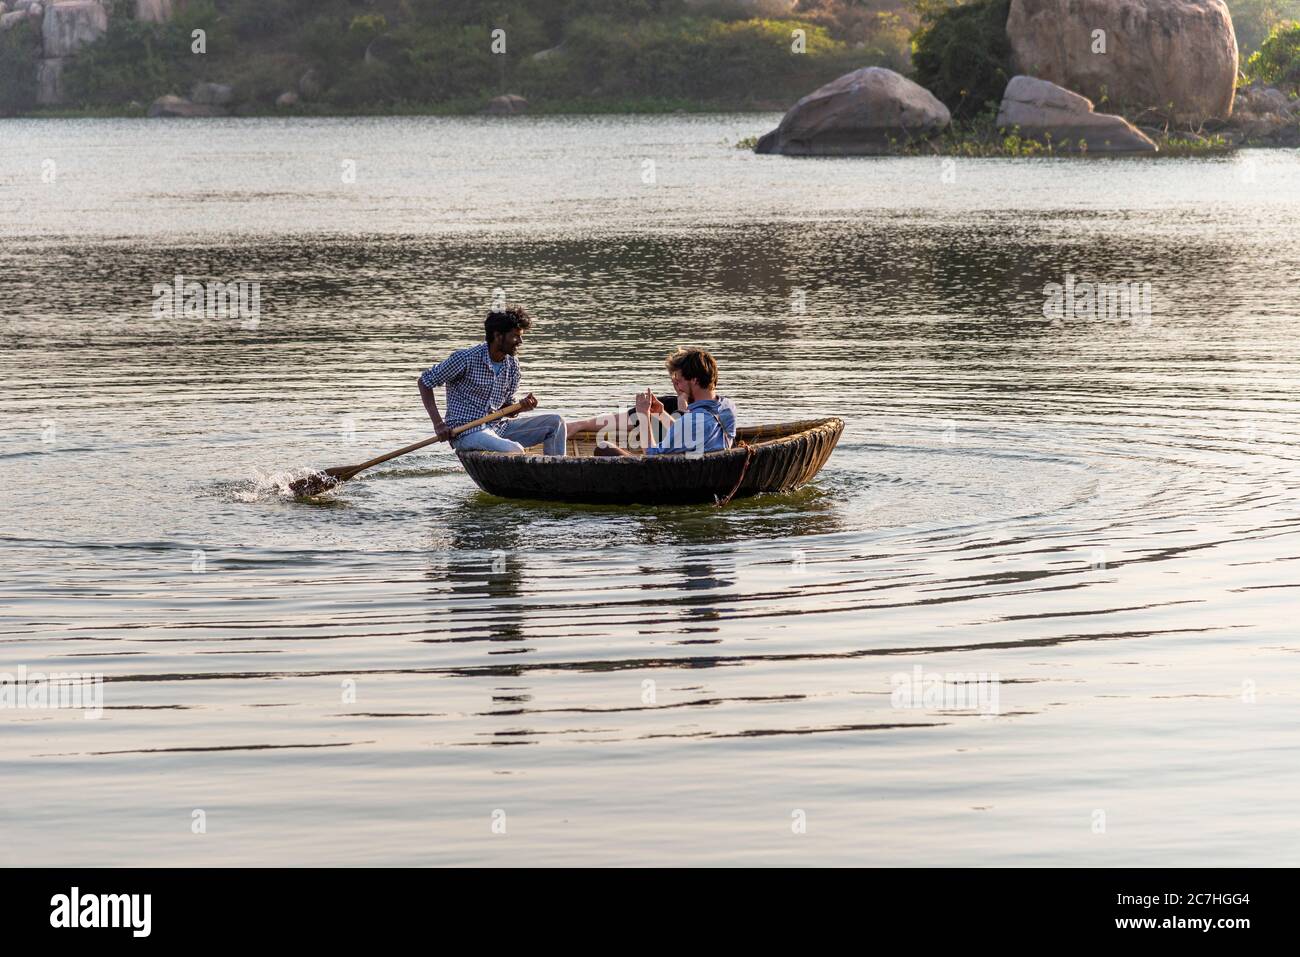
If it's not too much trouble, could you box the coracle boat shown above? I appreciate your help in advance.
[457,417,844,505]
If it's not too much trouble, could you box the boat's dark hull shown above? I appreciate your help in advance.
[457,417,843,505]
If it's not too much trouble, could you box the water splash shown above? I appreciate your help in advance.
[215,467,336,503]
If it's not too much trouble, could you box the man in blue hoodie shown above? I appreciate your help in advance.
[594,347,736,458]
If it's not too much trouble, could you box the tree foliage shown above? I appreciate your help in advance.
[909,0,1013,120]
[43,0,916,111]
[1244,19,1300,86]
[0,19,40,117]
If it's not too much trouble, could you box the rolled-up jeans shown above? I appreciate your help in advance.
[452,412,568,456]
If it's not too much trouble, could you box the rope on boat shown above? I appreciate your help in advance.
[714,441,755,508]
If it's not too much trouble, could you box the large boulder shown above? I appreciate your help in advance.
[754,67,950,155]
[530,44,564,61]
[1225,89,1300,144]
[1231,111,1290,140]
[484,94,527,114]
[364,35,399,66]
[134,0,171,22]
[41,0,106,58]
[191,81,233,106]
[996,75,1157,152]
[147,94,227,118]
[298,69,321,99]
[1006,0,1237,121]
[1235,85,1297,116]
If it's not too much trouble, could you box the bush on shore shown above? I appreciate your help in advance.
[1229,0,1300,61]
[1244,20,1300,87]
[63,1,233,105]
[0,19,40,117]
[909,0,1013,121]
[44,0,914,114]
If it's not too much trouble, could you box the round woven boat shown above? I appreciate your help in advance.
[456,417,844,505]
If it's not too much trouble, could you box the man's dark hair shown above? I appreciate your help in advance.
[666,347,718,389]
[485,305,532,343]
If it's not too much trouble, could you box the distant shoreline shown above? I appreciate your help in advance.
[4,106,1259,159]
[5,100,790,121]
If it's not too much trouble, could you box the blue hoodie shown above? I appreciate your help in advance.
[646,397,737,457]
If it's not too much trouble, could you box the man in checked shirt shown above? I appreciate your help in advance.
[418,305,568,455]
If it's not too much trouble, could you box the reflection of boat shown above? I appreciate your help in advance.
[457,417,844,505]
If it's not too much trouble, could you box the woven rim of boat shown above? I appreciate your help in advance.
[456,416,844,501]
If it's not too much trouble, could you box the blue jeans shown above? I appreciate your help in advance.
[453,412,567,456]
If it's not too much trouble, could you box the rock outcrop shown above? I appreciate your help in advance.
[996,75,1158,152]
[754,67,950,155]
[41,0,106,58]
[2,0,44,19]
[1006,0,1237,121]
[7,0,104,106]
[134,0,171,22]
[530,44,564,62]
[148,94,227,118]
[35,56,65,106]
[1225,84,1300,145]
[1235,85,1298,117]
[298,69,321,100]
[484,94,528,114]
[191,82,233,106]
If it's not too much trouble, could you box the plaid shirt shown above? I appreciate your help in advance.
[420,342,520,436]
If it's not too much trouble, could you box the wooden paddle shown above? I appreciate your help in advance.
[289,400,529,497]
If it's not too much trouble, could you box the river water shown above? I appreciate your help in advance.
[1,116,1298,865]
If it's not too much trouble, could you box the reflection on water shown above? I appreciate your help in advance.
[1,117,1299,865]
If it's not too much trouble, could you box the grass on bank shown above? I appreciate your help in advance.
[901,123,1237,157]
[735,111,1238,156]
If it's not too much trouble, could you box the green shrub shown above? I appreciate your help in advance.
[348,14,389,47]
[910,0,1013,120]
[1227,0,1300,59]
[62,1,232,105]
[11,0,918,114]
[0,19,40,117]
[231,51,308,104]
[223,0,328,41]
[1245,20,1300,86]
[62,19,181,104]
[515,16,865,104]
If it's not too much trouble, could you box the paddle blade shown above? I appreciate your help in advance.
[288,473,339,497]
[288,465,356,498]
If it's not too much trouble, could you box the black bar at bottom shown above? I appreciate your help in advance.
[0,867,1280,943]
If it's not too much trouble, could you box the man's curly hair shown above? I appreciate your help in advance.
[485,304,532,343]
